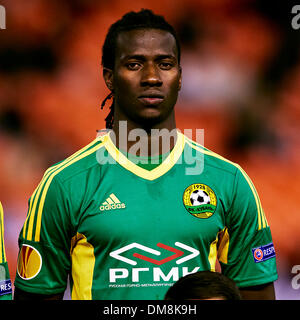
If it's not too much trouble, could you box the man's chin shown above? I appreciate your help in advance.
[136,112,167,128]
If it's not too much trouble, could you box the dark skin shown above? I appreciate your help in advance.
[14,28,275,300]
[103,28,182,156]
[240,283,276,300]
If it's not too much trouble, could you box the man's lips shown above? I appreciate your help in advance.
[138,95,164,106]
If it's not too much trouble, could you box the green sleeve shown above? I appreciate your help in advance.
[219,166,278,288]
[14,175,74,295]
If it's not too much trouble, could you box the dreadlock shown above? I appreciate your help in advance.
[100,9,181,129]
[100,92,114,130]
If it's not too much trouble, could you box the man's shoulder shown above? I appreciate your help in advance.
[183,134,239,176]
[45,137,106,184]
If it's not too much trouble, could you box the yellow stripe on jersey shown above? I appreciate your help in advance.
[71,233,95,300]
[24,138,101,240]
[24,138,104,242]
[0,202,6,263]
[0,202,4,263]
[217,227,230,264]
[208,235,218,272]
[34,141,105,242]
[186,138,268,230]
[104,131,185,181]
[23,166,59,239]
[236,165,269,229]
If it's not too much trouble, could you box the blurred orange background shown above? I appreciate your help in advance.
[0,0,300,299]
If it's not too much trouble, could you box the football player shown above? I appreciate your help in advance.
[14,9,277,300]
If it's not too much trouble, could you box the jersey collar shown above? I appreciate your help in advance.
[102,130,185,181]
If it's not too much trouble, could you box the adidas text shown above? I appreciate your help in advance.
[100,203,126,211]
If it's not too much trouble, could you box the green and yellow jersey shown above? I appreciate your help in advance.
[15,131,278,299]
[0,202,12,300]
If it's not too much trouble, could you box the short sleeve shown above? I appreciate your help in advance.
[218,166,278,288]
[0,202,12,300]
[14,173,74,295]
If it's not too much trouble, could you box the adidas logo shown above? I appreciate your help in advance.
[100,193,126,211]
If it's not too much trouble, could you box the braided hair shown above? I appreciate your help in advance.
[100,92,114,130]
[100,9,181,129]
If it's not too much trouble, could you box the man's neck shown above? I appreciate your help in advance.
[111,117,177,157]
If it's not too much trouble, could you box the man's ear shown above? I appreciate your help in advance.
[103,67,114,91]
[178,66,182,91]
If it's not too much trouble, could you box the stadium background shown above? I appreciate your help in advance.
[0,0,299,299]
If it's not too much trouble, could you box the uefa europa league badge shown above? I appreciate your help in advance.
[183,183,217,218]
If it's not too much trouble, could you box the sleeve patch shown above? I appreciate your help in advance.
[0,279,12,296]
[17,244,42,280]
[252,243,276,263]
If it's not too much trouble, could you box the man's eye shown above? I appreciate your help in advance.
[159,62,173,70]
[126,63,141,70]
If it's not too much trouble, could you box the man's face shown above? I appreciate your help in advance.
[104,28,182,128]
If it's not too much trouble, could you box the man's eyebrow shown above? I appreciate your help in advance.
[121,54,146,61]
[121,54,177,61]
[154,54,177,61]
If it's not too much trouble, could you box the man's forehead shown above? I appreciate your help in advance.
[115,28,177,58]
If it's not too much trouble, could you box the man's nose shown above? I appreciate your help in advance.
[140,63,162,87]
